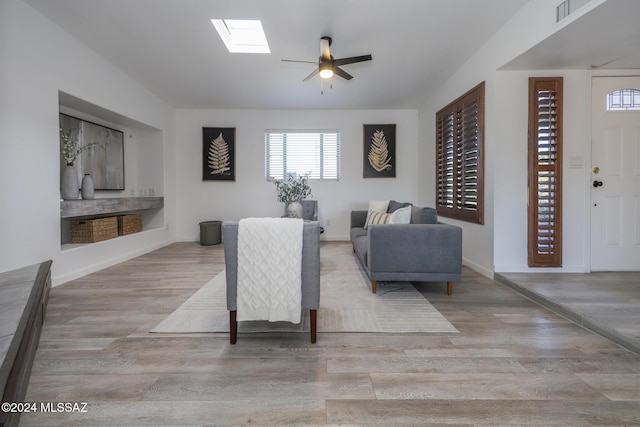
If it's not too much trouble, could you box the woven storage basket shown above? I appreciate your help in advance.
[71,217,118,243]
[118,214,142,236]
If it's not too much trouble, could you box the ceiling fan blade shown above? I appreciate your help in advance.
[333,54,372,66]
[333,66,353,80]
[320,37,332,61]
[282,59,317,64]
[303,69,319,82]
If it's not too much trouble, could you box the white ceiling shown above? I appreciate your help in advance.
[24,0,640,110]
[502,0,640,71]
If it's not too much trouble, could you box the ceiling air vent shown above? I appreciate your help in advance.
[556,0,594,22]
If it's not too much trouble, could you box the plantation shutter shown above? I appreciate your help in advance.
[265,131,340,181]
[435,82,484,224]
[528,77,563,267]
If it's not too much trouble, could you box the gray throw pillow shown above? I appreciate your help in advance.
[387,200,412,213]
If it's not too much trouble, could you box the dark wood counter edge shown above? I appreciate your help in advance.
[0,260,52,427]
[61,197,164,219]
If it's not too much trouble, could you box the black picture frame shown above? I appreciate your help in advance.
[59,113,125,190]
[203,127,235,181]
[363,124,396,178]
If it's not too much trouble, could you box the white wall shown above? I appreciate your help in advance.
[0,0,176,285]
[417,72,500,278]
[175,109,419,241]
[417,0,599,276]
[493,70,590,272]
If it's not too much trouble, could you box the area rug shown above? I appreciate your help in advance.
[150,243,458,334]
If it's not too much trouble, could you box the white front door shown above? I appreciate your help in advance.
[590,76,640,271]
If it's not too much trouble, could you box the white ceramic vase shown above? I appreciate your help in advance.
[61,164,79,200]
[286,201,304,219]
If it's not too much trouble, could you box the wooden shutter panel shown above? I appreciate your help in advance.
[436,82,484,224]
[528,77,563,267]
[459,97,480,211]
[436,111,455,209]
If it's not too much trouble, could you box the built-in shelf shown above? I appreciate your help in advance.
[60,197,164,219]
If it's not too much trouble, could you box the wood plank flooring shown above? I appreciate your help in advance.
[19,242,640,426]
[496,271,640,355]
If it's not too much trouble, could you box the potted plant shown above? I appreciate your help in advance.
[60,127,104,200]
[274,173,312,218]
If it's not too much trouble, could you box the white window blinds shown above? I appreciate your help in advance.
[265,130,340,180]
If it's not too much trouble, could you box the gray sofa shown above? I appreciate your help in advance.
[350,201,462,295]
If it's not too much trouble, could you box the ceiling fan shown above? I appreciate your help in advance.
[282,36,372,83]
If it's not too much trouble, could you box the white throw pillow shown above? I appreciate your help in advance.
[368,200,389,213]
[388,205,412,224]
[364,200,390,229]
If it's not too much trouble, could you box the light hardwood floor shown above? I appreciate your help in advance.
[20,242,640,426]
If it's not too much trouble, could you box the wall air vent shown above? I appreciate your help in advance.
[556,0,594,22]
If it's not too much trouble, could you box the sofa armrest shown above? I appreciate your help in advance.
[350,210,368,229]
[368,224,462,274]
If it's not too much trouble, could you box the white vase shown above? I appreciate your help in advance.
[61,164,79,200]
[81,174,95,200]
[286,201,304,219]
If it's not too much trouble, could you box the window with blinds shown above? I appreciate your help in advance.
[265,130,340,181]
[435,82,484,224]
[528,77,563,267]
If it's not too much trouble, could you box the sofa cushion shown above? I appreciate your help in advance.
[411,206,438,224]
[350,226,367,242]
[352,235,369,268]
[387,200,412,213]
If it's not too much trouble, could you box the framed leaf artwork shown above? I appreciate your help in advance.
[363,124,396,178]
[203,127,235,181]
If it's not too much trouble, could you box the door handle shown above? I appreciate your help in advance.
[593,180,603,188]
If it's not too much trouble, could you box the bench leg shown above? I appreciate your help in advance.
[229,310,237,344]
[371,280,377,294]
[447,281,453,295]
[310,309,317,343]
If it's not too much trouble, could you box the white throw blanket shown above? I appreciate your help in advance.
[236,217,304,323]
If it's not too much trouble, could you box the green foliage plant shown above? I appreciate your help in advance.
[274,173,312,203]
[60,127,105,166]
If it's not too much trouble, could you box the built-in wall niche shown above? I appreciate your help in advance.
[58,92,165,248]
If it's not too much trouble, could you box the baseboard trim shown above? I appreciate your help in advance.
[462,257,493,279]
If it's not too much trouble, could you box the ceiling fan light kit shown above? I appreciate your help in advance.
[282,36,372,92]
[319,63,334,79]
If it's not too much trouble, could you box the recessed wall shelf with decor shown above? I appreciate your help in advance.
[58,91,165,251]
[60,197,164,249]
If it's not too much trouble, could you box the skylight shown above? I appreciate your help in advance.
[211,19,270,54]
